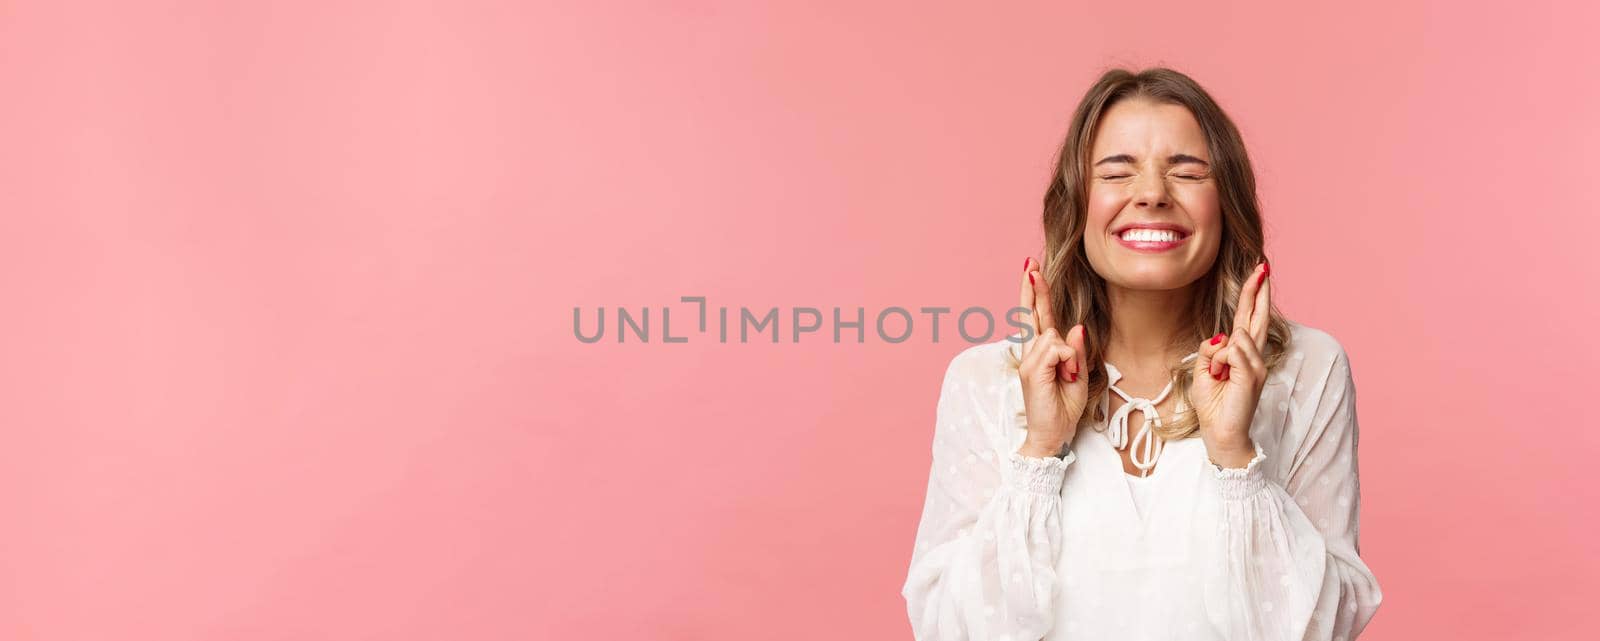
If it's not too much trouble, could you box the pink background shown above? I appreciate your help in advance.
[2,1,1596,639]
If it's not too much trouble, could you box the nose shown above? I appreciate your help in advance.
[1133,172,1171,209]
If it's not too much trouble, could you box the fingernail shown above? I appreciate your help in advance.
[1209,331,1225,345]
[1023,257,1031,271]
[1068,372,1077,383]
[1028,272,1035,285]
[1263,260,1271,278]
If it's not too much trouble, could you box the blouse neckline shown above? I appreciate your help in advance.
[1101,351,1199,478]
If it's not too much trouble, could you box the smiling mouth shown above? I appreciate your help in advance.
[1115,228,1190,242]
[1112,226,1191,252]
[1126,228,1190,241]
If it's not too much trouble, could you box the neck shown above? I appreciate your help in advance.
[1104,282,1196,373]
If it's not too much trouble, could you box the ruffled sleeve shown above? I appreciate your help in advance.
[900,343,1076,641]
[1201,342,1384,640]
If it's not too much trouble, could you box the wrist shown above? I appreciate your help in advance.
[1205,437,1257,468]
[1019,437,1069,459]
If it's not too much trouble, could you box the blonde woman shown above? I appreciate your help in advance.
[901,68,1382,640]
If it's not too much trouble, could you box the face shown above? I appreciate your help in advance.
[1082,98,1222,292]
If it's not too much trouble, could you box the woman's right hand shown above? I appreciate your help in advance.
[1017,258,1089,458]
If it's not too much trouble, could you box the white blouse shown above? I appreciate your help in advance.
[901,320,1382,640]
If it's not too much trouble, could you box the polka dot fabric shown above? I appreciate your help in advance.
[901,320,1382,640]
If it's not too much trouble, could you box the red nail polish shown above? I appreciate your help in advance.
[1263,260,1270,277]
[1028,272,1035,285]
[1068,372,1077,383]
[1023,257,1030,271]
[1209,332,1225,345]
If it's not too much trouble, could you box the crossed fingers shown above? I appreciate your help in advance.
[1200,261,1270,380]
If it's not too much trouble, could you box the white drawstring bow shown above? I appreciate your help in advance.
[1104,352,1199,477]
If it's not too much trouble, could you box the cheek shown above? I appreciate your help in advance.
[1175,187,1223,228]
[1084,187,1124,231]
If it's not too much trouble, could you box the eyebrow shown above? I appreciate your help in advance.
[1094,153,1210,167]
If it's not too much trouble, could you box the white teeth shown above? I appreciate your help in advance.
[1120,228,1182,242]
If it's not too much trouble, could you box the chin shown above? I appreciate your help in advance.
[1113,265,1200,290]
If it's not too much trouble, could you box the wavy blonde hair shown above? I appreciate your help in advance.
[1007,67,1288,441]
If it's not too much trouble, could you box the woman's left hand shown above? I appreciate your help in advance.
[1188,261,1271,468]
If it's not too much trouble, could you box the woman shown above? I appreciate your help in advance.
[900,68,1382,640]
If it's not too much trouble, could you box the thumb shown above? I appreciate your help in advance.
[1196,331,1228,379]
[1065,324,1086,378]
